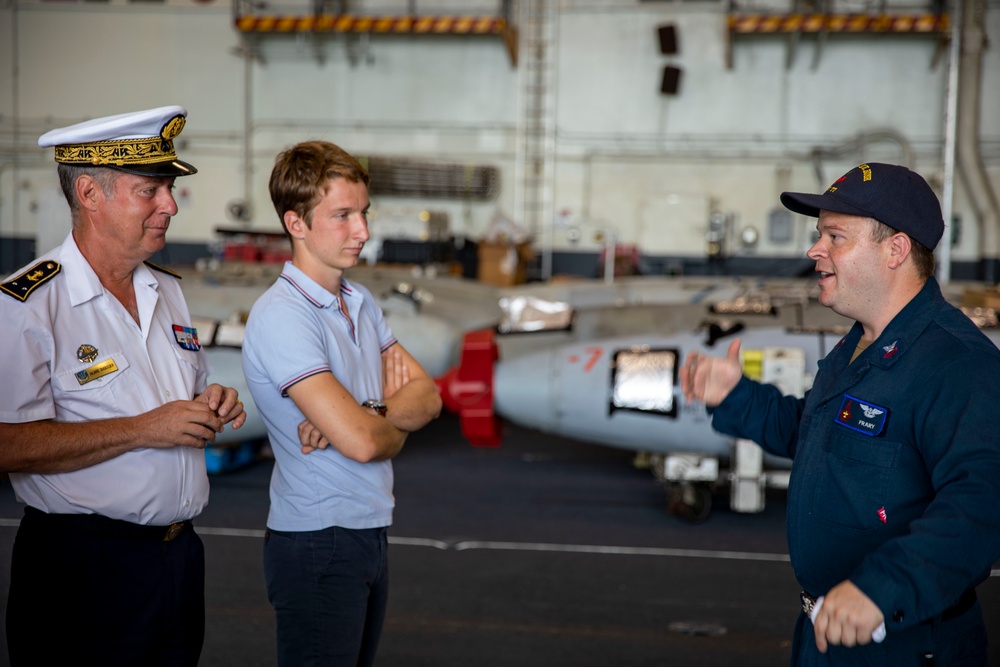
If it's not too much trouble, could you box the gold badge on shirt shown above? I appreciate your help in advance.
[75,358,119,385]
[77,344,99,363]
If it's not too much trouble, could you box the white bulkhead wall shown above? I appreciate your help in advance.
[1,0,997,264]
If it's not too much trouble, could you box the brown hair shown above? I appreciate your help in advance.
[269,141,369,238]
[870,217,935,281]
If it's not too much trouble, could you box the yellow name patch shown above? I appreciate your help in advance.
[75,359,119,385]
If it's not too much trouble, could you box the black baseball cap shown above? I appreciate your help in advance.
[780,163,943,250]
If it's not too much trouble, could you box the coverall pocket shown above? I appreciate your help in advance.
[813,430,901,531]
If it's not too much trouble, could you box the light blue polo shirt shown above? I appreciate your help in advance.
[242,262,397,532]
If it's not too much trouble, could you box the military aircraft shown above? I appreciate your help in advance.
[437,323,838,521]
[437,296,1000,522]
[189,266,850,471]
[188,260,1000,517]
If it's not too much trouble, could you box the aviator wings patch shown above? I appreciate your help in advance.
[835,394,889,437]
[860,404,884,419]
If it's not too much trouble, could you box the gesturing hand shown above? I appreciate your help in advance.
[679,338,744,407]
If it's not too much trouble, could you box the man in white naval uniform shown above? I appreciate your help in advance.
[0,106,247,667]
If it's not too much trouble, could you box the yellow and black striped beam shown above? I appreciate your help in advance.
[234,14,507,35]
[727,13,949,34]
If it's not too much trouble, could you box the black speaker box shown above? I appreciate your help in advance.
[660,65,682,95]
[657,24,678,55]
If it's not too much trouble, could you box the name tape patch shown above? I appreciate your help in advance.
[75,358,119,385]
[835,394,888,437]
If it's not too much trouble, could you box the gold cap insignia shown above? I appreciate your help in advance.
[161,115,186,141]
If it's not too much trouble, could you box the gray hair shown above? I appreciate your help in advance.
[56,164,120,217]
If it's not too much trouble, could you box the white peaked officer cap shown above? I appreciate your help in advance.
[38,105,197,177]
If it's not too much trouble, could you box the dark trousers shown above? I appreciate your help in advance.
[7,507,205,667]
[264,525,389,667]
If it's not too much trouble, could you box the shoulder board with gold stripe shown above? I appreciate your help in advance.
[143,261,182,279]
[0,261,62,302]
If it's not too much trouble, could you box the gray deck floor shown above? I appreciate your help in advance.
[0,413,997,666]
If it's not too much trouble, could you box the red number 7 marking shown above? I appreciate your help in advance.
[567,347,603,372]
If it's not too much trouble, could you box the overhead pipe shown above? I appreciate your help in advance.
[954,0,1000,282]
[241,40,254,224]
[939,0,961,284]
[808,128,915,187]
[5,0,21,272]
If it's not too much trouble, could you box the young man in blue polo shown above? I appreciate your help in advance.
[681,163,1000,665]
[242,140,441,667]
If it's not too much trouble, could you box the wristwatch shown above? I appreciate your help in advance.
[361,399,387,417]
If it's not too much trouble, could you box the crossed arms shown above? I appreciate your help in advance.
[290,343,442,463]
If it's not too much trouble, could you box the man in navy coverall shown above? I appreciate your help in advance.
[680,162,1000,666]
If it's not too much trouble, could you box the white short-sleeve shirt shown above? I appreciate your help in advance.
[0,233,211,525]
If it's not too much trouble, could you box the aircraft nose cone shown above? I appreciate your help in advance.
[494,349,555,431]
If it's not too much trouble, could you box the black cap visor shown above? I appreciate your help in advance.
[107,159,198,178]
[780,191,875,221]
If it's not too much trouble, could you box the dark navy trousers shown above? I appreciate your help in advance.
[264,525,389,667]
[7,507,205,667]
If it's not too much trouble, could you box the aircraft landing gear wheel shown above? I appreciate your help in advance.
[667,482,712,524]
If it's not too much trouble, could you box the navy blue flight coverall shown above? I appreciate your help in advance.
[712,277,1000,666]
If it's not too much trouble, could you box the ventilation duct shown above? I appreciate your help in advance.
[363,157,501,201]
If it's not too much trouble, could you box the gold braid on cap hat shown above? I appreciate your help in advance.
[53,114,186,167]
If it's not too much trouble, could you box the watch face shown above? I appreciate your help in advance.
[363,400,387,416]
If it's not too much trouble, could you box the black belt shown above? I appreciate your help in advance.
[800,587,976,623]
[24,506,192,542]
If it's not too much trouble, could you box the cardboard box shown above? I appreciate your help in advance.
[961,287,1000,310]
[477,242,533,286]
